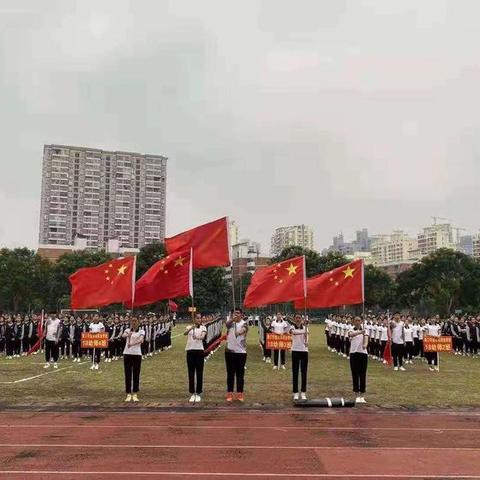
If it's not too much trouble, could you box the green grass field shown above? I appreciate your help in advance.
[1,325,479,408]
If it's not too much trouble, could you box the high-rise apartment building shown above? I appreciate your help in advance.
[417,223,455,256]
[270,225,314,256]
[370,230,418,266]
[39,144,167,250]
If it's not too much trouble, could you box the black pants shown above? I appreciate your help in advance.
[350,352,368,394]
[225,351,247,393]
[13,339,21,355]
[5,339,14,356]
[414,338,421,357]
[405,341,414,360]
[60,340,71,357]
[186,350,205,394]
[90,348,101,364]
[123,354,142,393]
[391,343,404,367]
[72,340,82,358]
[380,340,387,358]
[291,351,308,393]
[426,352,438,366]
[45,340,59,363]
[273,349,286,366]
[262,343,271,359]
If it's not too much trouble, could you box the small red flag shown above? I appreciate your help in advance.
[27,311,44,356]
[69,257,136,309]
[165,217,230,269]
[133,250,192,307]
[168,300,179,312]
[294,259,364,309]
[383,340,393,366]
[244,256,306,308]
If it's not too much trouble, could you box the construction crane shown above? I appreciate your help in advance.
[431,216,449,225]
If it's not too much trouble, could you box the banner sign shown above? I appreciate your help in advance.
[266,333,292,350]
[423,335,452,353]
[81,332,109,349]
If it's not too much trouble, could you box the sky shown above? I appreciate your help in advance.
[1,0,480,254]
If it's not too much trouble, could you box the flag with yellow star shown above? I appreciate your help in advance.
[243,256,306,308]
[294,259,364,309]
[69,256,136,309]
[132,249,193,307]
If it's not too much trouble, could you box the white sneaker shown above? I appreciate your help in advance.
[293,393,299,401]
[273,366,278,370]
[266,358,271,364]
[281,365,286,370]
[125,394,132,402]
[195,395,201,402]
[383,360,387,364]
[94,364,99,370]
[394,366,398,371]
[53,363,58,369]
[90,365,95,370]
[132,394,139,402]
[189,394,196,403]
[355,396,363,403]
[73,359,76,363]
[262,357,266,362]
[44,363,50,369]
[434,367,439,372]
[301,392,307,401]
[399,366,406,371]
[359,397,367,403]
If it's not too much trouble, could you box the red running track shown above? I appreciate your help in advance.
[0,410,480,479]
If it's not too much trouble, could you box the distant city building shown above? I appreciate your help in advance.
[417,223,455,256]
[370,230,418,266]
[225,239,269,283]
[326,228,372,255]
[270,225,314,256]
[39,144,167,250]
[472,235,480,259]
[458,235,474,256]
[229,220,239,246]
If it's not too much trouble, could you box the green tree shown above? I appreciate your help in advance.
[364,264,395,309]
[0,248,51,312]
[396,249,480,316]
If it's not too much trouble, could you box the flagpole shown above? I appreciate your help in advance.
[190,248,195,324]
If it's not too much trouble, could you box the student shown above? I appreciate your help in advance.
[225,309,248,402]
[184,313,207,403]
[425,319,441,372]
[403,318,414,364]
[348,316,369,404]
[271,313,288,370]
[71,317,84,362]
[260,316,272,363]
[122,317,145,402]
[89,314,105,370]
[289,314,308,401]
[43,314,61,369]
[390,314,406,371]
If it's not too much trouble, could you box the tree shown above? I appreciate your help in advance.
[0,248,51,312]
[364,264,395,309]
[396,249,480,316]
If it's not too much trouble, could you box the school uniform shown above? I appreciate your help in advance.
[186,325,207,395]
[379,325,388,359]
[349,329,368,395]
[5,323,15,357]
[13,323,23,356]
[71,323,84,359]
[403,326,414,361]
[225,320,247,393]
[123,328,145,394]
[290,326,308,394]
[44,318,61,363]
[271,319,288,366]
[391,321,405,368]
[425,324,441,366]
[89,321,104,364]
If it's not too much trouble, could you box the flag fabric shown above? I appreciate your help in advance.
[383,314,393,366]
[244,256,306,308]
[69,257,136,309]
[294,259,364,310]
[133,250,192,307]
[165,217,230,269]
[27,311,44,356]
[168,300,179,312]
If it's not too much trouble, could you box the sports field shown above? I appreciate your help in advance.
[1,325,479,408]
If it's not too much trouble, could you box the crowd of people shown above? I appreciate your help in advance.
[1,309,477,406]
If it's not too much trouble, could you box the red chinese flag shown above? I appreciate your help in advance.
[244,256,306,308]
[133,250,192,307]
[165,217,230,269]
[69,257,136,309]
[168,299,179,312]
[294,259,364,309]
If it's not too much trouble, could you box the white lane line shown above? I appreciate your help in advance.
[0,362,89,384]
[0,472,479,478]
[1,444,479,450]
[0,425,478,432]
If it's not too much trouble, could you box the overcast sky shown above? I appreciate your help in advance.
[1,0,480,254]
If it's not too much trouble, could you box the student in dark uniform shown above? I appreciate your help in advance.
[5,317,15,359]
[13,317,23,357]
[0,317,5,355]
[71,317,84,362]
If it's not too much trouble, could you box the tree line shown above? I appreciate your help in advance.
[1,243,480,316]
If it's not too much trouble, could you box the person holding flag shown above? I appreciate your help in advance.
[289,314,309,401]
[122,316,145,402]
[271,313,289,370]
[348,316,369,404]
[184,313,207,403]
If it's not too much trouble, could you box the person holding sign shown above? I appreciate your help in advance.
[122,317,145,402]
[89,314,105,370]
[184,313,207,403]
[225,309,248,402]
[289,314,308,401]
[348,316,369,404]
[271,313,289,370]
[425,318,441,372]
